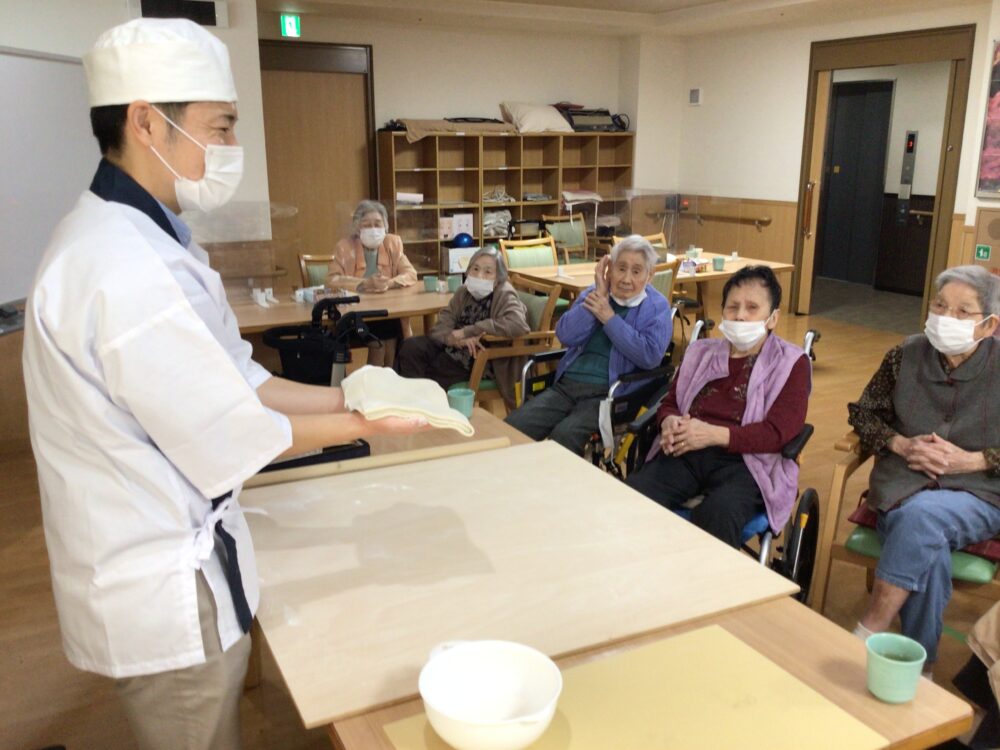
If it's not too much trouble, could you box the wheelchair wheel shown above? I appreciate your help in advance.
[782,488,820,604]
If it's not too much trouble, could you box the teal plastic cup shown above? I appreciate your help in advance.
[423,275,439,292]
[712,256,726,271]
[447,386,475,418]
[866,632,926,703]
[447,274,462,293]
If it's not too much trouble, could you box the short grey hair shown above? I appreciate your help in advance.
[610,234,658,271]
[352,200,389,234]
[467,246,508,284]
[935,265,1000,317]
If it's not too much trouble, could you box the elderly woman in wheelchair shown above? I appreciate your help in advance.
[848,265,1000,671]
[504,235,672,455]
[626,265,811,549]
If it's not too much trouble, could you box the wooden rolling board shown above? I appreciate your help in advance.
[245,408,529,488]
[383,625,888,750]
[242,441,796,728]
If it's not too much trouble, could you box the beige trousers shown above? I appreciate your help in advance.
[114,573,251,750]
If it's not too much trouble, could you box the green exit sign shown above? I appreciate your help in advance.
[280,14,301,38]
[976,244,992,261]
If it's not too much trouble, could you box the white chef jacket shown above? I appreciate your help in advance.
[23,182,292,678]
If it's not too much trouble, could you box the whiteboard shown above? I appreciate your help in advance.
[0,47,97,304]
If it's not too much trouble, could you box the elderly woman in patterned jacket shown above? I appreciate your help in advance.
[849,265,1000,673]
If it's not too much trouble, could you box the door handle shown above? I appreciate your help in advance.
[802,181,815,239]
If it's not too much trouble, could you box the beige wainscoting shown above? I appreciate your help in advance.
[0,330,29,453]
[948,213,977,268]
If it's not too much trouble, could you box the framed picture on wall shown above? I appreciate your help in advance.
[977,40,1000,197]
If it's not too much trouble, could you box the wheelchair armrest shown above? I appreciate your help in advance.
[781,423,814,460]
[627,404,661,434]
[525,348,568,366]
[607,364,674,400]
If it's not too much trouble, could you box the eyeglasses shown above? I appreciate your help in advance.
[929,299,984,320]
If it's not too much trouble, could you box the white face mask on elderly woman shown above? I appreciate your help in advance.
[718,313,774,352]
[924,312,993,356]
[465,275,495,300]
[359,227,386,249]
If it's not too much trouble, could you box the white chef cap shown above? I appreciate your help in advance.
[83,18,237,107]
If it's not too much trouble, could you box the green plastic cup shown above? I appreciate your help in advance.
[447,386,475,418]
[866,632,926,703]
[423,275,439,293]
[712,256,726,271]
[447,274,462,293]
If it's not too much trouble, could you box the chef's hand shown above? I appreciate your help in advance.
[363,415,433,435]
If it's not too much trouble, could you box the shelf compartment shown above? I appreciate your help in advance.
[393,211,439,245]
[598,135,634,166]
[482,169,521,204]
[597,166,634,196]
[561,166,598,193]
[562,135,599,167]
[390,135,437,170]
[438,170,481,205]
[483,136,521,169]
[521,136,561,168]
[521,168,559,201]
[393,170,438,205]
[438,136,480,170]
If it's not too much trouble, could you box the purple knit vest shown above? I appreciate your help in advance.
[650,333,808,531]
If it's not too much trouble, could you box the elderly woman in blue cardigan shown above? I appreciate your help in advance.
[505,235,672,455]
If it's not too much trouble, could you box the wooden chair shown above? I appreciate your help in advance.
[463,276,563,417]
[651,258,681,301]
[498,236,559,270]
[542,213,590,264]
[812,431,1000,618]
[613,232,669,256]
[298,253,335,288]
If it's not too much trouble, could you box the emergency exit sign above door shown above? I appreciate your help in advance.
[280,14,301,38]
[976,244,992,261]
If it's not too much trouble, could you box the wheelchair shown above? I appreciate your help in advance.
[518,307,680,478]
[619,324,823,602]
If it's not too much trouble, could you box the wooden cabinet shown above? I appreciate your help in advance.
[378,131,634,273]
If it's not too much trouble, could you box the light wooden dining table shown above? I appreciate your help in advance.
[512,251,795,309]
[241,439,800,735]
[233,284,453,335]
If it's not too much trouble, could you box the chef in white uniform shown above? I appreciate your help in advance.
[22,18,427,750]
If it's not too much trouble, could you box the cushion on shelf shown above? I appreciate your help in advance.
[499,101,574,133]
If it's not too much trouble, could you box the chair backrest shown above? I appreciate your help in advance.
[542,213,588,251]
[651,258,681,300]
[299,254,335,287]
[511,276,562,333]
[613,232,669,256]
[499,236,559,269]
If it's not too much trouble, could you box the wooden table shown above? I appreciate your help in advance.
[233,285,453,335]
[241,440,797,729]
[332,596,972,750]
[512,252,795,307]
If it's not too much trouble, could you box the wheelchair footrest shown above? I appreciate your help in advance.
[844,527,999,585]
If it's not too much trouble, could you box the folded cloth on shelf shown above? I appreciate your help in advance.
[483,209,512,237]
[400,118,517,144]
[341,365,475,436]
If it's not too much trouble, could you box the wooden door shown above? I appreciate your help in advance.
[261,69,370,286]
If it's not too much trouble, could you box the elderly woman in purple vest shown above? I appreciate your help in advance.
[848,265,1000,671]
[505,235,673,455]
[626,265,811,548]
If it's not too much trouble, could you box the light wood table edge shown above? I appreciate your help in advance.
[244,437,511,488]
[328,595,972,750]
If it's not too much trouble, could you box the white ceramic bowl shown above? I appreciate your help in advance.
[418,640,563,750]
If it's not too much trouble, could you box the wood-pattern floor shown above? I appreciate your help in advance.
[0,312,982,750]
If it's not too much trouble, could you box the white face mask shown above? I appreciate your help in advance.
[465,276,495,300]
[611,289,647,308]
[924,312,991,356]
[150,106,243,213]
[359,227,386,249]
[719,315,772,352]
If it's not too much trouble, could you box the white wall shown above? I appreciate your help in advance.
[257,12,624,129]
[833,62,951,196]
[630,34,685,190]
[671,3,992,214]
[0,0,270,214]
